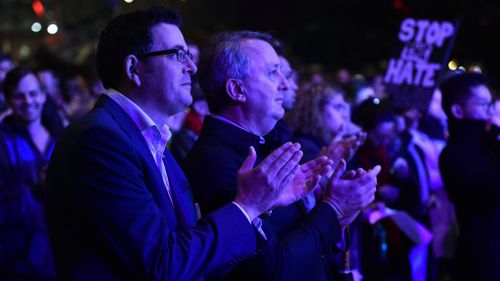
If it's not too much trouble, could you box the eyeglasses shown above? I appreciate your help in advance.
[137,48,193,63]
[467,101,494,112]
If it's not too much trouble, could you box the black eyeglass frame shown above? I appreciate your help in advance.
[137,48,193,63]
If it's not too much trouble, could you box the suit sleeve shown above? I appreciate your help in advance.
[184,140,341,281]
[61,125,257,281]
[261,202,341,280]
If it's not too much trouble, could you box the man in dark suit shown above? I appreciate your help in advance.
[44,7,307,281]
[184,31,381,281]
[439,72,500,280]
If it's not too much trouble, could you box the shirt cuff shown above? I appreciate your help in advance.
[231,201,252,224]
[232,202,267,240]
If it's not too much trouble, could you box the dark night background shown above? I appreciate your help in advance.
[1,0,499,88]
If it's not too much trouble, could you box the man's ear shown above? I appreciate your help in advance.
[451,103,464,119]
[124,55,141,87]
[225,79,246,102]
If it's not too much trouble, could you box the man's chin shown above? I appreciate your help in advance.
[180,93,193,107]
[274,107,285,119]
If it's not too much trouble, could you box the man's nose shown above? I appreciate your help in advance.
[184,57,197,75]
[278,71,289,90]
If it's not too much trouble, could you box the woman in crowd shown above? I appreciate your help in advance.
[286,82,350,162]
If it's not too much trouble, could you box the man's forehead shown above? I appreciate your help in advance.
[150,23,187,49]
[16,74,40,89]
[242,39,280,66]
[469,85,492,101]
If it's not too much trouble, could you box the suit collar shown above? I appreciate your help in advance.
[202,115,264,156]
[95,94,196,228]
[94,94,140,141]
[94,95,181,226]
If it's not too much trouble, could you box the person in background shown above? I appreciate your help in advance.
[286,82,367,280]
[0,66,56,280]
[171,80,210,162]
[286,82,359,163]
[262,38,299,154]
[0,53,15,120]
[37,68,67,135]
[352,97,415,281]
[187,41,201,66]
[60,72,93,122]
[418,88,458,281]
[439,71,500,281]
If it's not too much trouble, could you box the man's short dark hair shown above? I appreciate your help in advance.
[198,31,273,114]
[440,71,487,119]
[3,66,37,99]
[96,6,181,89]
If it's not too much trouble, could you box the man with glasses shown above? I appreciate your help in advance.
[45,6,308,281]
[439,71,500,280]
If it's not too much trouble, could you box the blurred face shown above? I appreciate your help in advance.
[64,75,89,101]
[187,43,200,66]
[279,56,298,110]
[0,59,14,83]
[139,23,197,118]
[428,89,447,121]
[492,99,500,127]
[460,85,493,121]
[368,121,396,148]
[336,68,350,85]
[322,94,346,135]
[7,73,46,124]
[37,70,59,96]
[241,39,289,135]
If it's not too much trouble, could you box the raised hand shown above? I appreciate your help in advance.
[272,156,333,208]
[234,142,303,221]
[323,160,381,227]
[322,131,367,162]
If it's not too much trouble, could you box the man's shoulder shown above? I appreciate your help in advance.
[187,129,243,162]
[65,101,125,135]
[52,105,134,163]
[184,133,243,182]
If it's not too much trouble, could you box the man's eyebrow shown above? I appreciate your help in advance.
[168,44,187,50]
[269,63,280,70]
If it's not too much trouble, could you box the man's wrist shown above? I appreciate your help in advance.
[232,200,260,222]
[322,198,345,225]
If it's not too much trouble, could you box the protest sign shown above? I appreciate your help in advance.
[384,18,459,112]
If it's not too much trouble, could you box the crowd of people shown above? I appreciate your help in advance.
[0,5,499,281]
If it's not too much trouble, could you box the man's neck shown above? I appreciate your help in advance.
[118,87,171,128]
[218,108,264,137]
[25,118,45,138]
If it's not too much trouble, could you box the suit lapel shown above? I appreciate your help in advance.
[163,149,197,227]
[95,95,179,228]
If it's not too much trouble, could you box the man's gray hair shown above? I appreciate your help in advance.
[199,31,273,113]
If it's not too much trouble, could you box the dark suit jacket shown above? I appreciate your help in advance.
[45,95,259,281]
[183,116,342,281]
[440,119,500,280]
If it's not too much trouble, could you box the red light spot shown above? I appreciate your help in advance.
[32,0,46,18]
